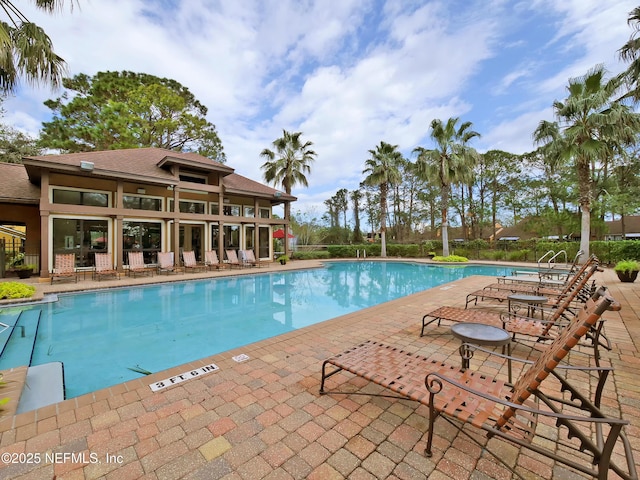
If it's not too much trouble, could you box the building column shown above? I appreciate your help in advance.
[39,170,50,278]
[172,186,180,265]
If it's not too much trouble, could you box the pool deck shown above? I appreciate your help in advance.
[0,260,638,479]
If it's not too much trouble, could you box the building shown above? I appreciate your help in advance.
[0,148,295,279]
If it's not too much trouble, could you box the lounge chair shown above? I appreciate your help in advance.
[127,251,153,277]
[182,250,207,273]
[93,253,119,280]
[204,250,228,270]
[50,253,78,284]
[239,249,268,268]
[157,252,181,275]
[225,249,243,269]
[485,254,598,294]
[465,255,599,308]
[320,292,637,480]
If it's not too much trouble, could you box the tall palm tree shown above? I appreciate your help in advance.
[260,129,317,224]
[413,118,480,257]
[0,0,70,93]
[534,65,640,261]
[362,141,402,257]
[618,6,640,101]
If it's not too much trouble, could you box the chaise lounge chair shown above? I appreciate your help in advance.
[464,255,599,309]
[225,249,243,269]
[50,253,78,284]
[127,251,153,277]
[157,252,181,275]
[204,250,229,270]
[320,292,637,480]
[239,249,268,267]
[93,253,119,280]
[182,250,207,273]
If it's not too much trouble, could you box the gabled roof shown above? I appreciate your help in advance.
[22,147,233,186]
[0,162,40,204]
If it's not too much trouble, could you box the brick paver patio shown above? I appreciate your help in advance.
[0,260,638,479]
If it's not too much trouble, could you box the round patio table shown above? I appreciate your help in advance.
[451,322,512,382]
[507,293,548,318]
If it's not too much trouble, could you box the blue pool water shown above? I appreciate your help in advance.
[0,261,519,397]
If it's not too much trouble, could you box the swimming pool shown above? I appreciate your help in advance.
[0,261,519,397]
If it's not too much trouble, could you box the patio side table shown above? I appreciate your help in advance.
[451,322,513,383]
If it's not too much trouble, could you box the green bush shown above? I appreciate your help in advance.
[293,250,330,260]
[506,250,530,262]
[0,282,36,299]
[432,255,469,262]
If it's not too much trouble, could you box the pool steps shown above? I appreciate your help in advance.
[0,310,21,360]
[0,308,42,371]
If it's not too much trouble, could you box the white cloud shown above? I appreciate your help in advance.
[2,0,637,216]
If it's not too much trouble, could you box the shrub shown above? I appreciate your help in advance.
[432,255,469,262]
[292,250,330,260]
[0,282,36,299]
[506,250,530,262]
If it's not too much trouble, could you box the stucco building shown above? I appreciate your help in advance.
[0,147,295,279]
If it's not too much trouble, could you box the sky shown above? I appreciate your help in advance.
[3,0,638,221]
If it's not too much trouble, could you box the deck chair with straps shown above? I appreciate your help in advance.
[93,253,119,280]
[50,253,78,284]
[320,292,636,480]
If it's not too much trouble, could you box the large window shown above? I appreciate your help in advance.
[53,189,109,207]
[168,199,206,214]
[223,225,240,250]
[123,221,161,264]
[123,195,162,211]
[223,205,241,216]
[52,218,109,267]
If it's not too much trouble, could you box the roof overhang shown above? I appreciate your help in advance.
[157,155,234,176]
[22,158,178,187]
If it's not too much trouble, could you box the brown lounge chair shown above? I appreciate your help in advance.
[320,292,637,480]
[50,253,78,284]
[464,255,599,308]
[127,251,153,277]
[240,249,268,267]
[204,250,229,270]
[182,250,207,273]
[93,253,119,280]
[225,249,243,269]
[157,252,181,275]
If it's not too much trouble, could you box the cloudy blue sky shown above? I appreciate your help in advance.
[3,0,637,218]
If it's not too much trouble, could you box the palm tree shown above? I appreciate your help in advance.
[534,65,640,261]
[260,129,317,224]
[618,6,640,101]
[0,0,70,93]
[413,118,480,257]
[362,141,402,257]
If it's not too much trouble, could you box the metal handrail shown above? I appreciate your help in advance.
[537,250,555,267]
[548,250,568,268]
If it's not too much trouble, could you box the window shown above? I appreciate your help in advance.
[179,173,207,184]
[259,208,270,219]
[168,199,206,214]
[123,195,162,211]
[223,205,241,216]
[53,189,109,207]
[244,206,255,218]
[52,218,109,267]
[179,201,206,214]
[210,202,219,215]
[123,221,161,264]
